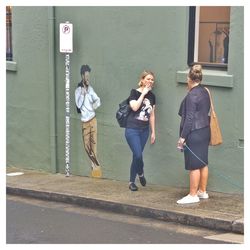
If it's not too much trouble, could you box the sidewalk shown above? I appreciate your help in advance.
[6,167,244,234]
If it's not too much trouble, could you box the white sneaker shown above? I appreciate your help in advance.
[197,190,209,199]
[177,194,200,204]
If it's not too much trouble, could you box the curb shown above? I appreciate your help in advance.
[7,186,244,234]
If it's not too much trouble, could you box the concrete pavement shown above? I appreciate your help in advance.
[6,167,244,234]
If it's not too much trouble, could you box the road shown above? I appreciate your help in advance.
[6,195,243,244]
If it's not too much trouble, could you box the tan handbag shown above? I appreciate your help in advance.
[205,87,223,146]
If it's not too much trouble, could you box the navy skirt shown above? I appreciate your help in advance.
[184,126,210,170]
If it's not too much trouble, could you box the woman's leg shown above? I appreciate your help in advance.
[137,128,149,176]
[189,169,200,196]
[199,166,208,192]
[125,128,145,183]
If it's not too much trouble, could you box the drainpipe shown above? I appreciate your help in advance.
[48,7,57,173]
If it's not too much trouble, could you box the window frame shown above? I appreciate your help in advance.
[6,6,13,61]
[187,6,229,70]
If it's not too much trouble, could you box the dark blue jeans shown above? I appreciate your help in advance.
[125,127,149,183]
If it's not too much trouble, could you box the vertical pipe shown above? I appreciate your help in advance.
[48,7,57,173]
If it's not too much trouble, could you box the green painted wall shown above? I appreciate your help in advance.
[6,6,244,193]
[7,7,52,172]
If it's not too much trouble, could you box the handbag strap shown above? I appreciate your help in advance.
[204,87,215,112]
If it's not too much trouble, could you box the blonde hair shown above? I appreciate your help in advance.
[188,64,203,83]
[138,70,155,87]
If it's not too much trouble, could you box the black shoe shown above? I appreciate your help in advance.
[139,175,146,186]
[129,183,138,191]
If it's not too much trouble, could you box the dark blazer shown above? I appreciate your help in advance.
[178,85,210,139]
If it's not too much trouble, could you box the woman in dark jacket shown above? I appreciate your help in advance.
[177,64,211,204]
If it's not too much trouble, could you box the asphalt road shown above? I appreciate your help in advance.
[6,195,241,244]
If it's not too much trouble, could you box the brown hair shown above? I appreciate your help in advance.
[138,70,155,87]
[188,64,202,83]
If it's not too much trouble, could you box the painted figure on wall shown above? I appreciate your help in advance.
[75,65,102,178]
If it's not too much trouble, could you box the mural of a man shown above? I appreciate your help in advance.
[75,65,102,177]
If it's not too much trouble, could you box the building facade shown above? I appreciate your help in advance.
[6,6,244,193]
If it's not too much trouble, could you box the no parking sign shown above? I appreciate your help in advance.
[60,22,73,53]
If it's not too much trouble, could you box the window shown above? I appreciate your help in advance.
[188,6,230,68]
[6,6,12,61]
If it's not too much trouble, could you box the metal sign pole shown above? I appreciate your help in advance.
[59,21,73,177]
[65,53,70,177]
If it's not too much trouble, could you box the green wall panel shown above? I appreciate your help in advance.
[6,6,244,193]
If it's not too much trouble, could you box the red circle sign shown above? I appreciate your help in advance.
[62,25,70,34]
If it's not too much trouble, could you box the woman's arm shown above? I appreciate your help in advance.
[129,86,151,111]
[129,93,145,111]
[180,94,197,139]
[149,105,156,144]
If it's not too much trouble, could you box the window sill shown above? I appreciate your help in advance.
[176,69,234,88]
[6,61,17,72]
